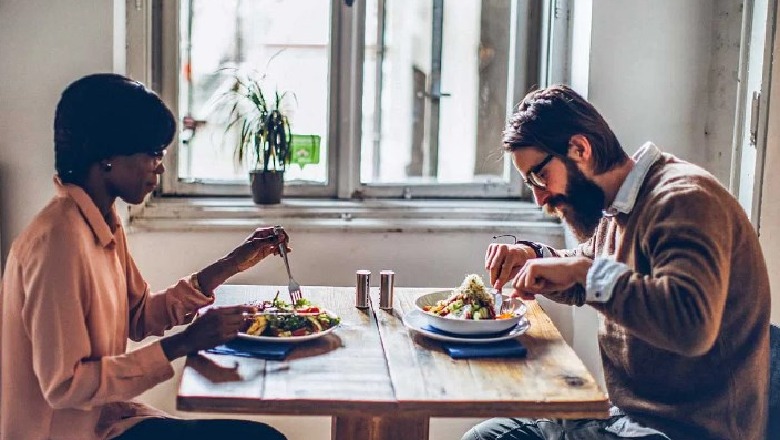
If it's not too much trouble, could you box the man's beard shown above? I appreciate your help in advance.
[542,159,606,242]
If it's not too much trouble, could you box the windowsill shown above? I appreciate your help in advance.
[128,197,564,236]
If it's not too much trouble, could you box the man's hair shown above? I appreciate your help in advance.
[502,84,628,173]
[54,73,176,184]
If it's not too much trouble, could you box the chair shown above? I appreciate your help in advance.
[769,325,780,440]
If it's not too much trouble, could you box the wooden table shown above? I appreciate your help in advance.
[177,285,608,440]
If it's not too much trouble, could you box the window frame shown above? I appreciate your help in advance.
[126,0,552,200]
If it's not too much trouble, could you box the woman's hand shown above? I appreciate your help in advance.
[194,226,291,295]
[484,243,537,289]
[160,305,256,360]
[510,256,591,300]
[227,226,290,273]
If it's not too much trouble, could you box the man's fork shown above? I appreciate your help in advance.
[274,226,302,304]
[493,290,516,316]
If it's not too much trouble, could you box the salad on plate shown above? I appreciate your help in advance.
[241,293,341,338]
[422,274,515,320]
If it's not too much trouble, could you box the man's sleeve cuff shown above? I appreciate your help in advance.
[585,257,630,303]
[518,241,554,258]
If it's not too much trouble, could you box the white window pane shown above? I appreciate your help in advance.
[178,0,330,184]
[361,0,513,186]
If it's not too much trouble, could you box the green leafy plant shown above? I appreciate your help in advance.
[220,72,293,173]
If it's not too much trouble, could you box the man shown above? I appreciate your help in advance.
[465,85,769,440]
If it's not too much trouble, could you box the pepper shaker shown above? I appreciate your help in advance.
[379,270,395,310]
[355,270,370,309]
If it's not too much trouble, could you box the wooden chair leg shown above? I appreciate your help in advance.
[332,415,430,440]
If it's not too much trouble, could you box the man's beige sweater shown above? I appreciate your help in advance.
[548,153,769,440]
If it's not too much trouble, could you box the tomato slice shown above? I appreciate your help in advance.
[291,328,309,337]
[297,307,320,314]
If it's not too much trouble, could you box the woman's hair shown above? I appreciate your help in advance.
[54,73,176,184]
[502,84,628,174]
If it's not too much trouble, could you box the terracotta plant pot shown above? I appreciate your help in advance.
[249,170,284,204]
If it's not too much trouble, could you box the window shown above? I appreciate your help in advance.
[127,0,549,199]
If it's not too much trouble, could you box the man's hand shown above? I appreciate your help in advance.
[485,243,537,289]
[510,256,591,299]
[160,305,257,360]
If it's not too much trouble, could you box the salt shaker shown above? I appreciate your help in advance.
[355,270,371,309]
[379,270,395,310]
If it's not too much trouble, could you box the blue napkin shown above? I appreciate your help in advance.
[420,324,527,359]
[206,338,294,360]
[442,340,527,359]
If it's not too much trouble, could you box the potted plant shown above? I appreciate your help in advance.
[220,72,293,204]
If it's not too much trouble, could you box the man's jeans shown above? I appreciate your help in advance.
[462,408,670,440]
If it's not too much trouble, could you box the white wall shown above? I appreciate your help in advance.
[0,0,114,262]
[128,229,563,290]
[759,5,780,325]
[581,1,742,186]
[586,0,714,167]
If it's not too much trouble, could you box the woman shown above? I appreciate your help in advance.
[0,74,287,440]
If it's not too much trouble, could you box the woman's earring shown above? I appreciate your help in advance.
[103,162,112,172]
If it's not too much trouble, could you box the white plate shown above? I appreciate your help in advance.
[414,290,527,335]
[237,324,340,344]
[402,309,530,344]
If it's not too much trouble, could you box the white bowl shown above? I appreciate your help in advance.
[414,289,527,336]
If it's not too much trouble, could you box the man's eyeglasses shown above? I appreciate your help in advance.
[523,154,554,190]
[493,234,544,258]
[492,234,518,245]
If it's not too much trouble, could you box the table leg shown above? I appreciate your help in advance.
[332,415,430,440]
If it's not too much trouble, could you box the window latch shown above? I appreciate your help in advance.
[749,90,761,146]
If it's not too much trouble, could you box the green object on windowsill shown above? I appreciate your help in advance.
[290,134,321,168]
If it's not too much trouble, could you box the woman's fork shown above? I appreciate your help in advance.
[274,226,302,303]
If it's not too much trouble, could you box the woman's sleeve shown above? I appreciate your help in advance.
[120,229,214,341]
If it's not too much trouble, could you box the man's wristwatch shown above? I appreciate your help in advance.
[517,240,544,258]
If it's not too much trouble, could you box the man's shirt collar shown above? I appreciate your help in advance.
[603,142,662,217]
